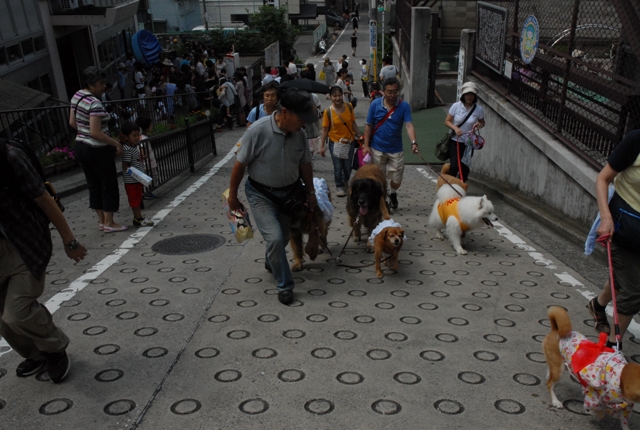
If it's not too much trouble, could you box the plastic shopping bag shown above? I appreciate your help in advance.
[127,167,153,187]
[222,189,254,243]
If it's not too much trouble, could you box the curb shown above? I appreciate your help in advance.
[468,171,604,257]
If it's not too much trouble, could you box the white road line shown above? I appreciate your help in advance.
[323,26,348,59]
[0,148,237,357]
[556,273,640,338]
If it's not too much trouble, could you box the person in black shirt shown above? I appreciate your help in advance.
[587,130,640,350]
[0,142,87,383]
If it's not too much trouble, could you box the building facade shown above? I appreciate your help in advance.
[0,0,139,103]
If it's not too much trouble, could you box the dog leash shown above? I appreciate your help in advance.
[315,225,333,257]
[413,151,464,198]
[335,215,359,263]
[336,249,397,269]
[597,233,621,351]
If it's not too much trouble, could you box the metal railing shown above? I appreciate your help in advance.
[471,0,640,168]
[142,117,217,190]
[0,94,218,191]
[0,90,219,156]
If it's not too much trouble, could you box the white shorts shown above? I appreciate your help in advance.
[370,148,405,187]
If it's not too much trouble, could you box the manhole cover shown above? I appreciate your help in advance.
[152,234,225,255]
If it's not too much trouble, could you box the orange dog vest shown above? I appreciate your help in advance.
[437,198,470,231]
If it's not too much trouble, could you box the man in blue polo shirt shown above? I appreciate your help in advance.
[363,77,418,209]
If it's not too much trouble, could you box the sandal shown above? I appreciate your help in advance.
[98,223,104,231]
[103,225,129,233]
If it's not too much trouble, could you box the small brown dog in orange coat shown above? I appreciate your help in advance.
[368,220,405,278]
[436,163,468,194]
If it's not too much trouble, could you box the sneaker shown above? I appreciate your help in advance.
[143,192,158,200]
[336,189,346,197]
[389,193,398,209]
[133,217,155,227]
[278,290,294,305]
[16,358,46,377]
[586,298,611,334]
[45,350,70,383]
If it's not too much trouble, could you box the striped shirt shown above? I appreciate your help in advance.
[71,90,110,147]
[122,144,146,184]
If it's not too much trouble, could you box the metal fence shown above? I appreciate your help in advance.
[142,118,218,190]
[0,91,218,157]
[471,0,640,168]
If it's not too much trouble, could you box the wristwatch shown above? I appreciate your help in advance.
[411,140,418,146]
[65,239,80,250]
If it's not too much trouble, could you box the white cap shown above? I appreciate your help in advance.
[461,82,478,95]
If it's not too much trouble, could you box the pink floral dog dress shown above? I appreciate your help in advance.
[560,331,633,426]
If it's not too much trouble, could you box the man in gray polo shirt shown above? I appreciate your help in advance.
[228,89,318,305]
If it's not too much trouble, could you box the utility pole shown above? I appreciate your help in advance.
[202,0,208,30]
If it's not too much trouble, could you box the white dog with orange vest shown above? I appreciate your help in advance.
[427,184,498,254]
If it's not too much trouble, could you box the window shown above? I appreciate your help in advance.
[34,36,46,52]
[40,73,53,95]
[27,77,42,91]
[21,39,34,56]
[7,44,21,63]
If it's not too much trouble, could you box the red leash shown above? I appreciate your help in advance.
[597,234,621,351]
[456,136,464,183]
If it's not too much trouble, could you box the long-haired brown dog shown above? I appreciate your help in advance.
[436,163,468,193]
[543,306,640,430]
[289,191,332,272]
[371,225,404,278]
[347,164,390,243]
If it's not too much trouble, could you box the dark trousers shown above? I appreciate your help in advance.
[0,237,69,359]
[361,80,369,97]
[448,139,470,182]
[76,142,120,212]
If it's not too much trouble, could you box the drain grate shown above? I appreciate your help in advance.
[152,234,226,255]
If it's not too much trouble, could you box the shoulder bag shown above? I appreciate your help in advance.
[327,104,356,159]
[435,104,476,161]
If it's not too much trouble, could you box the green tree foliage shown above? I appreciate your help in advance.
[250,5,300,57]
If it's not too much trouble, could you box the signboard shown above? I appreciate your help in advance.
[370,20,378,81]
[369,20,377,48]
[475,2,508,74]
[520,15,540,64]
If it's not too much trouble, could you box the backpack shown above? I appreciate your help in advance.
[0,138,65,212]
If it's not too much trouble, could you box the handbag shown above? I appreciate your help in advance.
[319,70,326,81]
[352,136,367,170]
[327,105,356,160]
[435,104,477,161]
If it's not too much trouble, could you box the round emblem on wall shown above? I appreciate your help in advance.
[520,15,540,64]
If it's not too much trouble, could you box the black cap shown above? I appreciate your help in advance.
[342,54,348,59]
[280,89,317,124]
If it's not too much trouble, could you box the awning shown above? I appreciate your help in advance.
[0,79,51,112]
[289,4,317,20]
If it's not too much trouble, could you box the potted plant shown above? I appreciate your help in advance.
[40,146,76,176]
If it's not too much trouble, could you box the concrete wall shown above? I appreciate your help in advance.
[151,0,201,32]
[472,82,599,225]
[455,28,599,226]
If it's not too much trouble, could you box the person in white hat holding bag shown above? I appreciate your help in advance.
[444,81,486,181]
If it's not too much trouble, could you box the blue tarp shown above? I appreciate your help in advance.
[131,30,162,66]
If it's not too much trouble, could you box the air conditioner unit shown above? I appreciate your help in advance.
[60,0,80,10]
